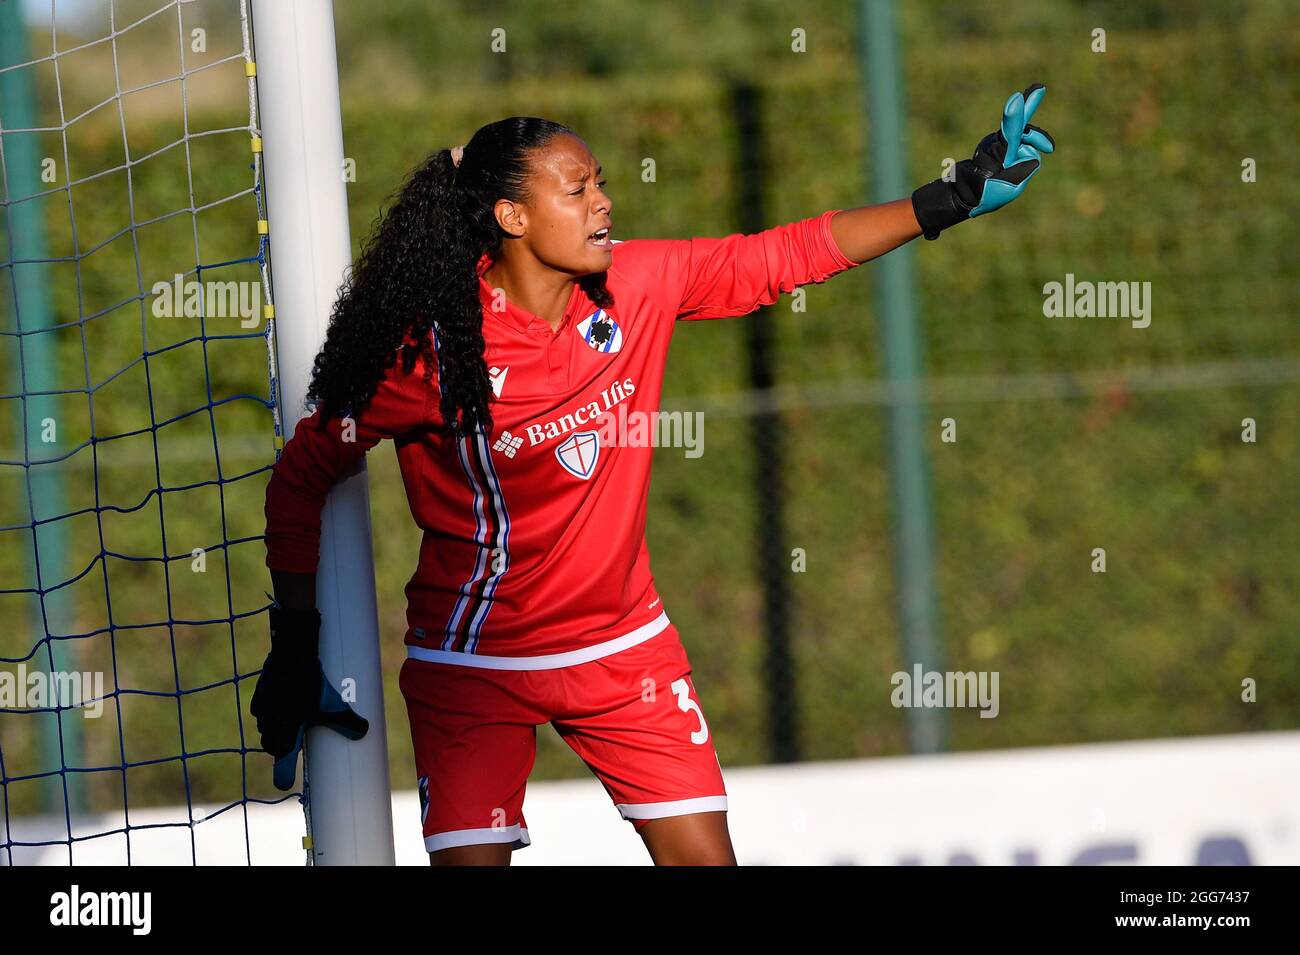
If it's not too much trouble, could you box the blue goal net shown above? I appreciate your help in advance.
[0,0,300,865]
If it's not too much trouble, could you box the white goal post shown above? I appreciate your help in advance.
[250,0,395,865]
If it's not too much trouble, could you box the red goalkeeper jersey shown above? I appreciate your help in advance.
[264,209,858,668]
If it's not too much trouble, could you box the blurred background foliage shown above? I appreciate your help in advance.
[0,0,1295,824]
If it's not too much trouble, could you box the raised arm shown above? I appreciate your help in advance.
[614,84,1053,323]
[610,209,859,323]
[828,198,922,264]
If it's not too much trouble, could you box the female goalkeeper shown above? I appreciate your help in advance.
[252,91,1053,866]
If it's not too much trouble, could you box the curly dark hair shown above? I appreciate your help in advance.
[303,116,614,439]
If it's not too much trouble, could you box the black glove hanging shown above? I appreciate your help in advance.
[250,605,369,791]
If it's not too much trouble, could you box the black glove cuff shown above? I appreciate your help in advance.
[911,177,969,241]
[268,605,322,659]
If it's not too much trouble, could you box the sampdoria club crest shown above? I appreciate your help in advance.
[576,309,623,353]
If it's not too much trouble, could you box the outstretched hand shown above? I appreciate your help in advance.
[1001,83,1055,163]
[911,82,1056,239]
[963,83,1056,218]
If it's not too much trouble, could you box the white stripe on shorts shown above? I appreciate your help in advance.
[407,610,670,670]
[424,824,531,853]
[615,795,729,820]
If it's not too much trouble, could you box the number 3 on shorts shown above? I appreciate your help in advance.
[671,677,709,744]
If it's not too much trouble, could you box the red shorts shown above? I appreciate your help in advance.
[398,620,727,853]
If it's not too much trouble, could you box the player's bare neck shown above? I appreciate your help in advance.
[484,256,573,333]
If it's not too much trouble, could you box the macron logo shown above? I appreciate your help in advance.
[489,366,509,398]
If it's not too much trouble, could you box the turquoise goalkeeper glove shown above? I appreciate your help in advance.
[911,83,1055,240]
[250,605,369,791]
